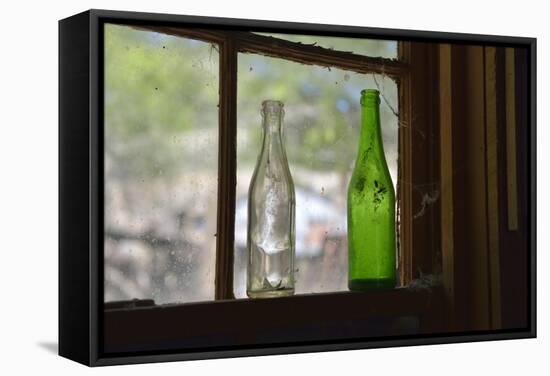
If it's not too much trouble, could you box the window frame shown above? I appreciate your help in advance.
[126,25,428,299]
[99,22,446,355]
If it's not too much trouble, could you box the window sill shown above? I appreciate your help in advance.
[103,287,447,355]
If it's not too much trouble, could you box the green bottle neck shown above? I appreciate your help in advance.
[357,91,385,163]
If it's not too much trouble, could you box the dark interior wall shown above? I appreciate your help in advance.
[497,47,529,331]
[443,44,530,332]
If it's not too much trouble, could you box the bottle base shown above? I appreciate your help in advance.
[348,278,395,291]
[247,288,295,299]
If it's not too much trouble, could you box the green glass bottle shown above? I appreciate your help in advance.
[347,89,396,291]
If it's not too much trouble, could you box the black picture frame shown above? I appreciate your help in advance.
[59,8,536,367]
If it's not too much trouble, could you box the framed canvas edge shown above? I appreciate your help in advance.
[91,329,535,366]
[87,8,536,46]
[528,37,536,340]
[60,8,537,367]
[90,10,101,366]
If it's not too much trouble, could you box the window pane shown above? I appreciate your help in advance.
[234,53,398,297]
[255,33,398,59]
[104,24,219,304]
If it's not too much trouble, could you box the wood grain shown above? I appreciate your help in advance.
[215,35,238,300]
[484,46,502,329]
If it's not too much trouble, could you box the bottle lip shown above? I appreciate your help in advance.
[361,89,380,96]
[261,100,284,115]
[262,100,284,109]
[360,89,380,105]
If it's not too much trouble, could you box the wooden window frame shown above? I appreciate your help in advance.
[99,23,445,354]
[128,25,436,299]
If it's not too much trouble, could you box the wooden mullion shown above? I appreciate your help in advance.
[215,34,238,300]
[398,42,441,287]
[236,31,407,77]
[410,43,441,280]
[397,41,413,286]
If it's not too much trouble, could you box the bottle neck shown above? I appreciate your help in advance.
[261,113,284,169]
[261,100,284,147]
[357,96,384,160]
[262,113,283,138]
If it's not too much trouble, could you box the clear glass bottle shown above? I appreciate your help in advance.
[247,100,296,298]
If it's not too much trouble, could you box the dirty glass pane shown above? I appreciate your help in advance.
[255,33,398,59]
[104,24,219,304]
[234,52,398,297]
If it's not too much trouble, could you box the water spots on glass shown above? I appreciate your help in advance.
[164,273,178,289]
[104,24,219,304]
[336,99,350,113]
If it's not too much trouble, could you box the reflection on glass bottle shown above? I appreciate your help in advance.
[247,100,296,298]
[347,89,396,290]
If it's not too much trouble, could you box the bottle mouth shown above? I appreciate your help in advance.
[360,89,380,105]
[361,89,380,96]
[261,100,284,115]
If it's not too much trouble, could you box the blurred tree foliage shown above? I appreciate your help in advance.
[103,24,398,303]
[105,24,397,179]
[237,54,398,175]
[105,24,219,180]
